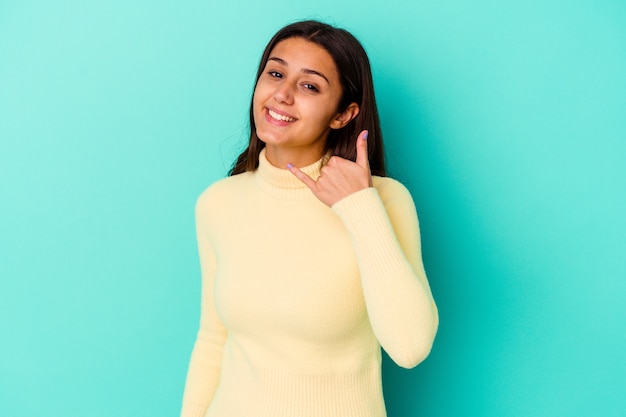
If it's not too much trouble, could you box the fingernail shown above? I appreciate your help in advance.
[287,163,294,169]
[363,131,369,140]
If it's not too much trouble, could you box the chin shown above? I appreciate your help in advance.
[256,129,287,146]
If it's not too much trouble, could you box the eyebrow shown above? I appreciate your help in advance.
[268,57,330,85]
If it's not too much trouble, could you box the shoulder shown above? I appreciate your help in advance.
[196,172,254,212]
[371,176,420,227]
[372,176,415,207]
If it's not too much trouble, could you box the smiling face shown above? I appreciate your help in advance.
[252,37,359,168]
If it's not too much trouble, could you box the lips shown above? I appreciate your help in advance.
[266,107,297,123]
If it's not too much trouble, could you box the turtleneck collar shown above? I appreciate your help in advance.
[255,148,325,200]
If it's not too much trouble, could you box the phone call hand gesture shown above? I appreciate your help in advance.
[288,130,372,207]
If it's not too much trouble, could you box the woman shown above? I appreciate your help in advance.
[180,20,438,417]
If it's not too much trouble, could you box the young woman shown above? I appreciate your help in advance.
[180,20,438,417]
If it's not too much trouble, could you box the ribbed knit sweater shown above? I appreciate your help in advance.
[180,149,438,417]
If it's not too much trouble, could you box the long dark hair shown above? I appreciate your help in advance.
[229,20,386,176]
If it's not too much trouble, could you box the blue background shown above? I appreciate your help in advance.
[1,1,624,416]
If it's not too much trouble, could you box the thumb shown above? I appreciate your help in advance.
[355,130,370,169]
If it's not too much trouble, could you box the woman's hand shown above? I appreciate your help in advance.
[288,130,372,207]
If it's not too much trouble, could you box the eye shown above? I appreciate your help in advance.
[302,83,319,92]
[267,70,283,78]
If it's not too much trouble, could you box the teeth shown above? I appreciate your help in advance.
[269,109,295,122]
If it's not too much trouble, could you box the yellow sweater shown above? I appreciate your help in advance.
[180,149,438,417]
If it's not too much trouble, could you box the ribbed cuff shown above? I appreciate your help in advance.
[332,188,408,277]
[180,401,209,417]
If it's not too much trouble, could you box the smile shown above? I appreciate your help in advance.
[268,109,296,122]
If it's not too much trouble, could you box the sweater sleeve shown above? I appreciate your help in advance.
[331,179,438,368]
[180,191,228,417]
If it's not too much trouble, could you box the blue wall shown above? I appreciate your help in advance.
[1,1,624,416]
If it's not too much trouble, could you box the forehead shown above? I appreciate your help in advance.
[268,37,339,82]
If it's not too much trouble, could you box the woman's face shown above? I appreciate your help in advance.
[253,37,354,167]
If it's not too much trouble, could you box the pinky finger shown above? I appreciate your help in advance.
[287,163,317,191]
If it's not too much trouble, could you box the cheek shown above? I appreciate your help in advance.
[252,86,262,109]
[311,103,340,127]
[252,87,265,121]
[253,79,270,105]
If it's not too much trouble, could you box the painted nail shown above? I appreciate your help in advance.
[287,163,294,169]
[363,131,369,140]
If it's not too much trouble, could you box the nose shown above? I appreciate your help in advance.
[273,80,294,105]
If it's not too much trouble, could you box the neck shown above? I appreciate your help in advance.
[254,148,324,200]
[264,143,326,169]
